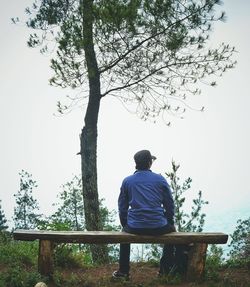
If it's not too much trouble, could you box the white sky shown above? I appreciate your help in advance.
[0,0,249,232]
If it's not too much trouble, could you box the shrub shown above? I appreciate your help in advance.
[0,237,38,267]
[54,243,88,268]
[0,265,45,287]
[229,217,250,261]
[205,245,224,281]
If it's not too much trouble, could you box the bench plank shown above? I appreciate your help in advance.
[13,230,228,244]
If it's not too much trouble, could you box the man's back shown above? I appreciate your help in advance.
[119,170,174,229]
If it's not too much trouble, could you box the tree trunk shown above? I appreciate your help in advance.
[80,0,109,263]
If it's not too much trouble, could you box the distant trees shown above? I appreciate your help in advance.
[42,175,118,233]
[229,217,250,263]
[13,170,41,229]
[166,161,208,232]
[0,200,8,231]
[49,175,85,231]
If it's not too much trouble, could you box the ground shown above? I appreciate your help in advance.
[47,262,250,287]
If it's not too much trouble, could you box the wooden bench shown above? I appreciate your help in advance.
[13,229,228,281]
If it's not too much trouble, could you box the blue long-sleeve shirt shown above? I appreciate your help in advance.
[118,170,174,229]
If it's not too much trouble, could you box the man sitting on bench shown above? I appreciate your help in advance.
[112,150,176,279]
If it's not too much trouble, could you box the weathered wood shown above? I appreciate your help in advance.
[13,230,228,244]
[38,240,54,277]
[14,229,228,282]
[186,243,208,282]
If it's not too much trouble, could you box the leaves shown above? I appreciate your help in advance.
[13,170,41,230]
[165,160,208,232]
[18,0,236,121]
[0,200,8,231]
[50,175,85,231]
[229,218,250,260]
[44,175,119,232]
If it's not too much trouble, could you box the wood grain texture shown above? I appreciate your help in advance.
[186,243,208,281]
[14,230,228,244]
[38,240,54,277]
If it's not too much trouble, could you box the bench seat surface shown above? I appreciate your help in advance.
[13,230,228,244]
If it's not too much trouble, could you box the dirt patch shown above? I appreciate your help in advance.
[47,263,250,287]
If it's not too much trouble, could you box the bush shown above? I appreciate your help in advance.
[205,245,224,281]
[0,265,45,287]
[229,217,250,261]
[0,236,38,267]
[0,231,12,244]
[54,243,89,268]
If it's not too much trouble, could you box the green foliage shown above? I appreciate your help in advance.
[227,217,250,267]
[229,217,250,259]
[166,161,208,232]
[13,170,41,229]
[18,0,235,121]
[38,219,72,231]
[50,175,85,231]
[52,270,87,287]
[38,174,119,264]
[157,273,182,285]
[0,200,8,231]
[0,230,12,244]
[100,198,120,232]
[205,245,224,281]
[145,243,163,264]
[0,232,44,287]
[54,244,86,268]
[0,265,44,287]
[42,175,119,233]
[0,234,38,267]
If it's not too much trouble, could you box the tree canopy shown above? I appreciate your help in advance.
[20,0,236,122]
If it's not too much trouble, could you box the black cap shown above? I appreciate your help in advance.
[134,150,156,164]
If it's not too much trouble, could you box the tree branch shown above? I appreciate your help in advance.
[101,56,225,97]
[99,1,214,74]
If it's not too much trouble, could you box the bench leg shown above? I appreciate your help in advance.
[38,240,54,277]
[186,243,207,282]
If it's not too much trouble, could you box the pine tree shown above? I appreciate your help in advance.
[0,200,8,231]
[13,170,41,229]
[166,161,208,232]
[49,175,118,232]
[229,217,250,262]
[51,175,85,231]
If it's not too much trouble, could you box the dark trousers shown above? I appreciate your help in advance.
[119,224,175,274]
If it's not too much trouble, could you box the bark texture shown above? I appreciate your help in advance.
[80,0,109,263]
[38,240,54,277]
[186,243,208,281]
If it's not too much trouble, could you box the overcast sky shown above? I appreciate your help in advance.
[0,0,249,232]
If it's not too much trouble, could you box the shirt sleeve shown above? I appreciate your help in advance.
[162,178,175,225]
[118,180,129,227]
